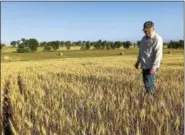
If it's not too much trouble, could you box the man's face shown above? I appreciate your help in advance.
[143,28,154,38]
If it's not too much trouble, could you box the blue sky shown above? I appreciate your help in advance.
[1,2,184,44]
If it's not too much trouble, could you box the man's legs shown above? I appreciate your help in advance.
[142,69,158,94]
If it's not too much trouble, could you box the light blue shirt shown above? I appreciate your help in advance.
[137,33,163,70]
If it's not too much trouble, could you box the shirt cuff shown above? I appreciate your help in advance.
[152,65,158,70]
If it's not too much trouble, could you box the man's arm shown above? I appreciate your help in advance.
[135,42,141,69]
[152,38,163,70]
[136,48,141,65]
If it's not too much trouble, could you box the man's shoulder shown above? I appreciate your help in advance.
[153,33,163,42]
[141,36,147,41]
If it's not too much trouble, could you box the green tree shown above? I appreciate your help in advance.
[75,41,81,46]
[21,38,26,42]
[65,41,71,50]
[17,38,39,53]
[111,42,116,49]
[17,39,29,53]
[51,41,60,51]
[106,41,111,50]
[28,39,39,52]
[10,41,17,47]
[90,42,96,49]
[125,41,132,49]
[72,42,77,46]
[17,40,21,46]
[94,40,101,50]
[40,42,47,47]
[114,41,121,49]
[60,41,65,47]
[168,40,176,49]
[137,41,141,48]
[179,40,184,48]
[86,41,91,50]
[80,41,86,50]
[43,42,52,51]
[17,42,27,53]
[100,41,106,50]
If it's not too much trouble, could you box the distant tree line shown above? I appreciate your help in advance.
[40,40,133,51]
[9,39,134,52]
[7,38,184,53]
[165,40,184,49]
[136,40,184,49]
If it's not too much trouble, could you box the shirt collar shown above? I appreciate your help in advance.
[151,32,156,39]
[146,32,156,39]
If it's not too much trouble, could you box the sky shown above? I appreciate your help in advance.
[1,2,184,44]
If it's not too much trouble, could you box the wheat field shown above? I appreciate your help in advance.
[1,54,184,135]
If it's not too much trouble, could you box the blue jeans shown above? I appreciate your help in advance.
[142,68,158,94]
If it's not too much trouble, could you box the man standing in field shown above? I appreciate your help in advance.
[135,21,163,95]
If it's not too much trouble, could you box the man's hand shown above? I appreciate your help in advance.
[135,62,139,69]
[149,68,155,74]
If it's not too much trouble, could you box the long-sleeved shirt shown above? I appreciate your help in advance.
[137,33,163,70]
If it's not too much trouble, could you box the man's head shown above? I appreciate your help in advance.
[143,21,155,38]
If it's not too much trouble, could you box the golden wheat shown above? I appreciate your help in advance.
[1,55,184,135]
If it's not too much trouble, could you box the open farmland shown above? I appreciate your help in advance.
[1,49,184,135]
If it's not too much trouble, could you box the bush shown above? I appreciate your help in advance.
[44,46,52,51]
[119,52,124,55]
[66,44,71,50]
[86,43,91,50]
[17,48,26,53]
